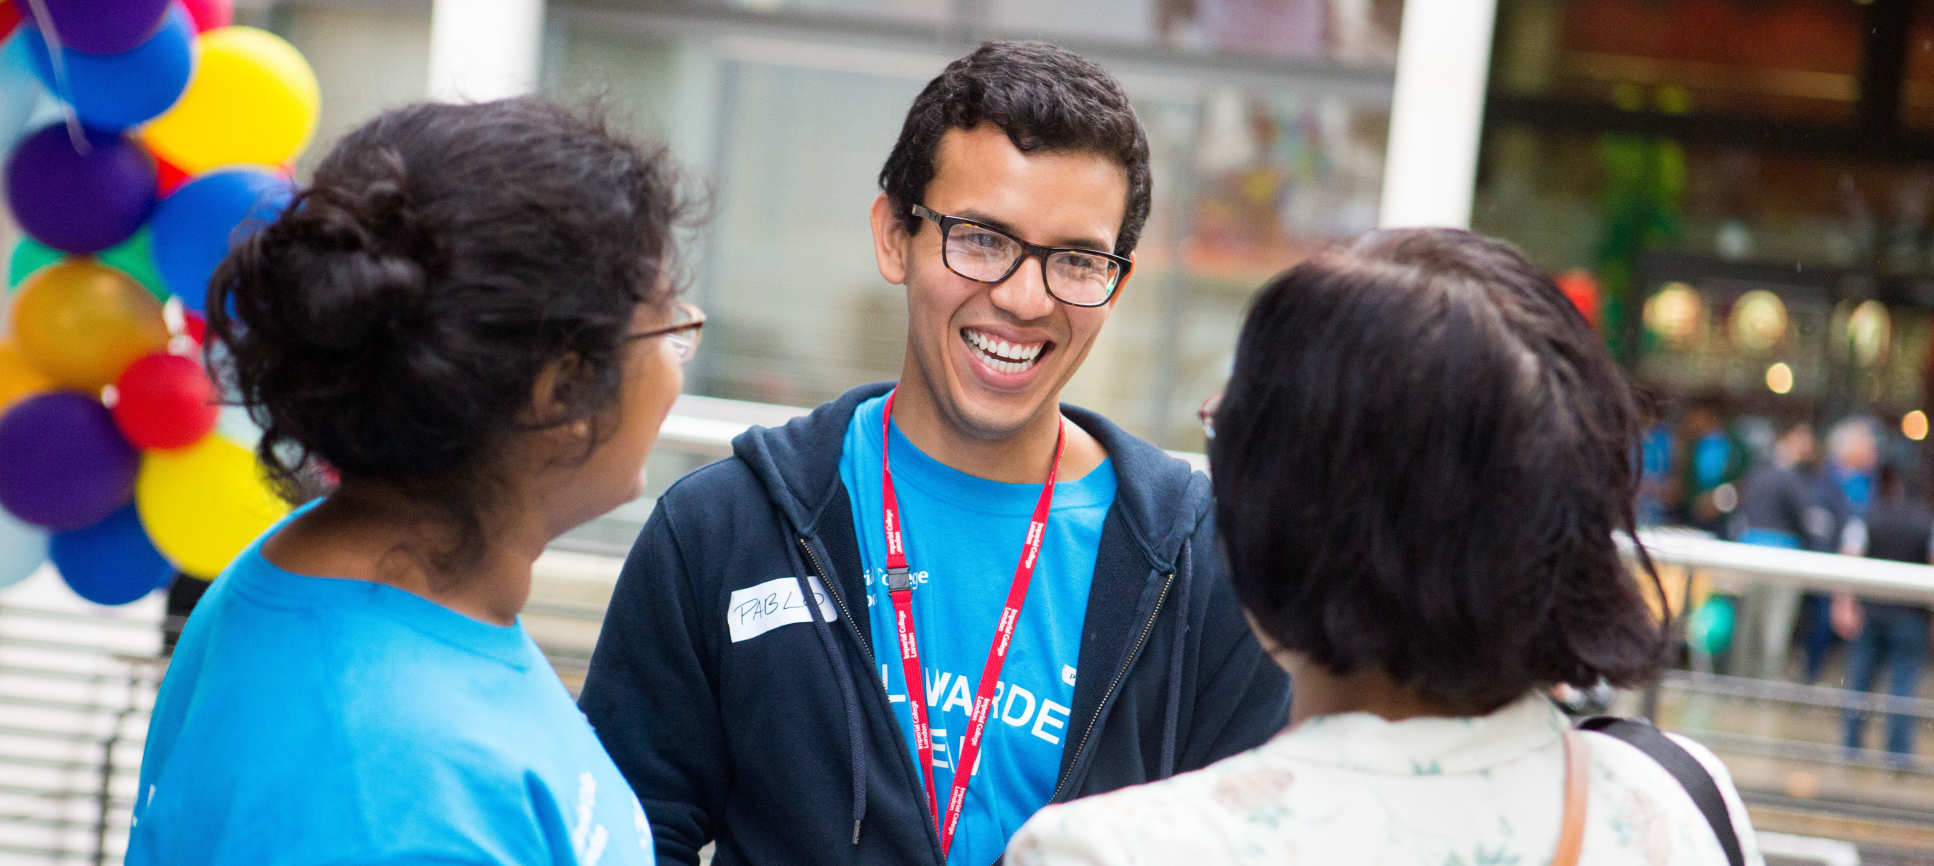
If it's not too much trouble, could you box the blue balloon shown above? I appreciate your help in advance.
[0,503,49,591]
[50,505,175,605]
[151,167,293,312]
[0,33,52,156]
[23,5,195,131]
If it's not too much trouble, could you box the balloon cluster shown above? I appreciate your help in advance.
[0,0,313,604]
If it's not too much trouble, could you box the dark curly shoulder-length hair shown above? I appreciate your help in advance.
[1209,227,1667,712]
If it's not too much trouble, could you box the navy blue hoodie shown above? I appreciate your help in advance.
[579,383,1291,865]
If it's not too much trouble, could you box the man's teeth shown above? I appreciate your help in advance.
[982,354,1029,374]
[964,329,1044,373]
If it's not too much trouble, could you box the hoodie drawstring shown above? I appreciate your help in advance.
[789,544,869,846]
[1158,543,1191,779]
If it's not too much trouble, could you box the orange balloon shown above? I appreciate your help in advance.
[10,262,170,390]
[0,341,53,414]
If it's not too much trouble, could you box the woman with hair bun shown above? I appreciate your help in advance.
[1008,228,1763,866]
[126,97,699,865]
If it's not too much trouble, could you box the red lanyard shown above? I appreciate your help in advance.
[879,389,1064,857]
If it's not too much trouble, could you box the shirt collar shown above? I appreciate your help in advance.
[1263,692,1567,776]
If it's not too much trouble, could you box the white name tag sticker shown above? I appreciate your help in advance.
[726,575,839,643]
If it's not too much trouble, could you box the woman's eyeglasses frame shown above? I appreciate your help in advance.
[627,301,706,364]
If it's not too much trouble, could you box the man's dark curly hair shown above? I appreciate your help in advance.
[877,41,1151,256]
[1210,228,1669,712]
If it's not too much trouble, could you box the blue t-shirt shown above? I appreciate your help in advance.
[126,510,652,866]
[840,395,1115,866]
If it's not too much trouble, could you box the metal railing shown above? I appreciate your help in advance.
[1628,530,1934,760]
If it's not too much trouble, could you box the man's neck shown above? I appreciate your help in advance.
[888,378,1106,485]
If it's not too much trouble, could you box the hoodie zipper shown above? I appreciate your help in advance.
[797,536,877,668]
[1048,571,1176,804]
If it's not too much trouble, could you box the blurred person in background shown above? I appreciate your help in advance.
[1825,419,1880,517]
[1636,392,1678,527]
[1795,418,1880,682]
[127,97,697,865]
[1732,418,1835,680]
[1835,463,1933,767]
[1005,228,1759,866]
[578,41,1289,866]
[1674,396,1747,535]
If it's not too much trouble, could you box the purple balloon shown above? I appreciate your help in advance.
[4,123,157,254]
[0,393,139,531]
[20,0,173,55]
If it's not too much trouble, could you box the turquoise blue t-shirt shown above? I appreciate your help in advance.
[126,510,652,866]
[840,394,1115,866]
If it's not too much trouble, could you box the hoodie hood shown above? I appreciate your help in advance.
[730,382,1214,573]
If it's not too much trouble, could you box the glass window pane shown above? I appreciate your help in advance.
[1472,120,1934,421]
[688,0,948,25]
[1094,91,1389,450]
[986,0,1401,63]
[1493,0,1863,124]
[700,59,923,405]
[1901,5,1934,130]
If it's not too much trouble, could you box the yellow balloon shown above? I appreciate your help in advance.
[137,436,290,578]
[0,341,54,416]
[11,261,170,390]
[141,27,320,173]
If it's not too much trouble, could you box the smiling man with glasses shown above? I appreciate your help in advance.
[580,41,1290,866]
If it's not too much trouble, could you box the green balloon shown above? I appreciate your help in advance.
[6,231,170,302]
[1687,596,1736,656]
[100,230,170,303]
[6,238,61,290]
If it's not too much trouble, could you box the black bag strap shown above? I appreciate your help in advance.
[1576,716,1745,866]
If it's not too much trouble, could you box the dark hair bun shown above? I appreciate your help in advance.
[234,166,435,352]
[208,96,688,501]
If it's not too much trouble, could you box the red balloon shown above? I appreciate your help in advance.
[179,310,206,345]
[0,2,20,41]
[179,0,231,32]
[1555,269,1602,330]
[154,153,190,196]
[111,353,218,450]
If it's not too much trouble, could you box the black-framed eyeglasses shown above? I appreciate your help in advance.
[627,300,706,364]
[910,204,1131,307]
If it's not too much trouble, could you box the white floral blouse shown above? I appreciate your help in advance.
[1006,693,1764,866]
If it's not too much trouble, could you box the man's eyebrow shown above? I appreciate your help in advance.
[956,209,1112,253]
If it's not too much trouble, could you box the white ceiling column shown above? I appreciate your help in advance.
[1377,0,1499,229]
[427,0,546,102]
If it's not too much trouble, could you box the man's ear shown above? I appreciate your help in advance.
[870,193,910,286]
